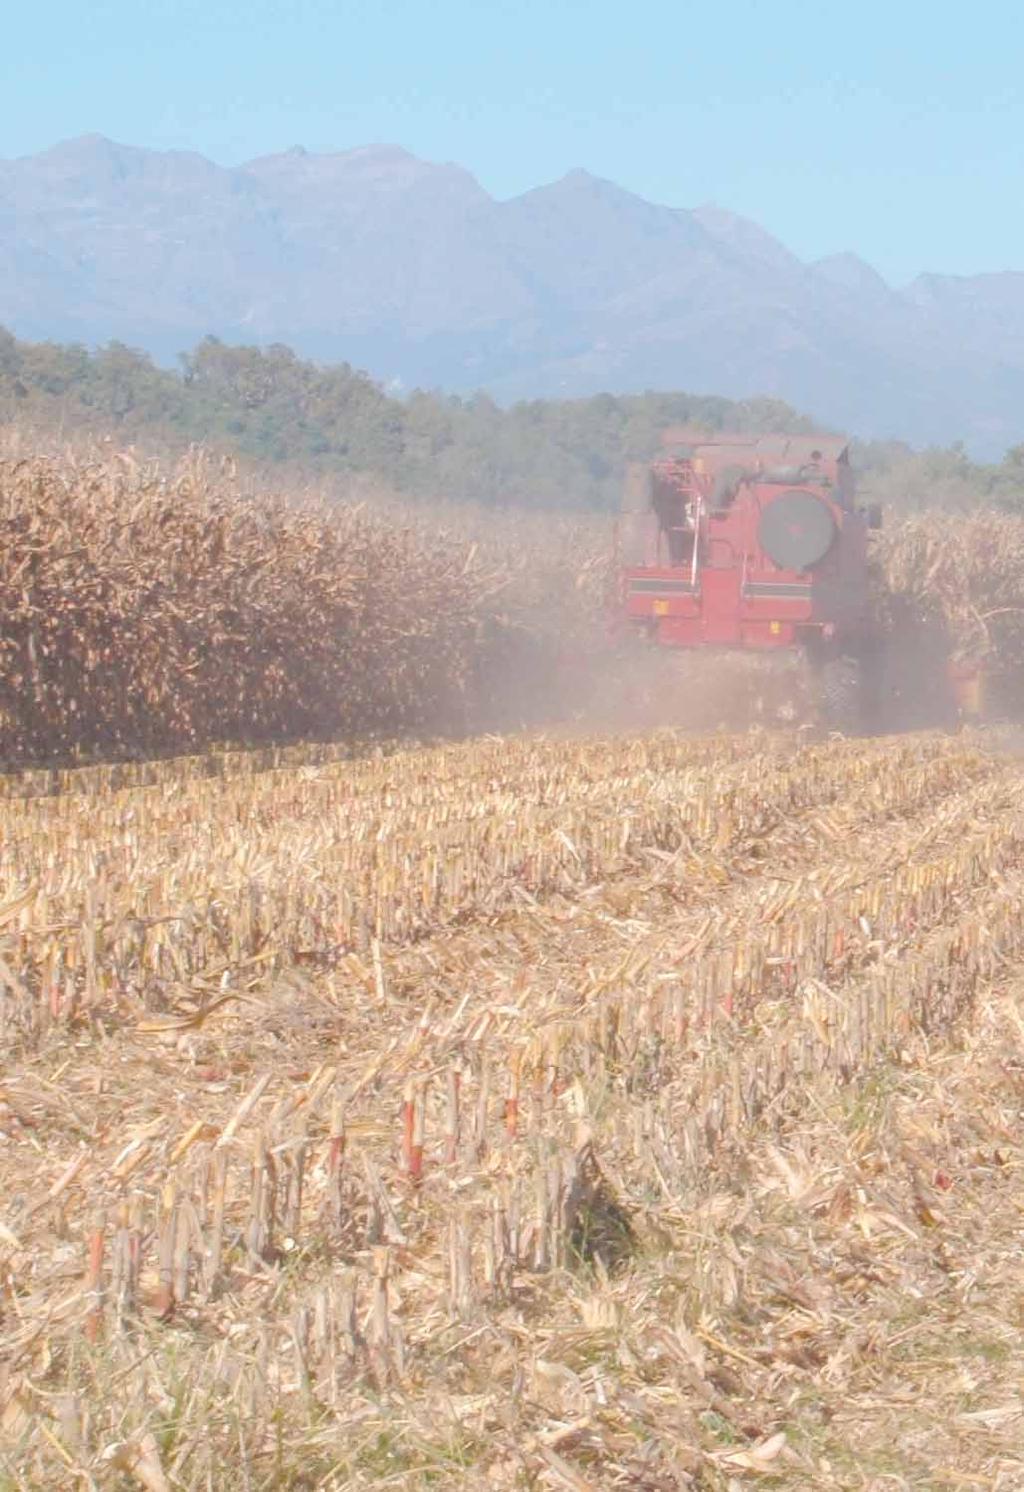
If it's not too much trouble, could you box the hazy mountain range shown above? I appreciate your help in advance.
[4,134,1024,454]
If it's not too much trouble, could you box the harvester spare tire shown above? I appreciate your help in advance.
[758,490,836,571]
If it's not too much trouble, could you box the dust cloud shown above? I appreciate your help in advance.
[464,621,983,743]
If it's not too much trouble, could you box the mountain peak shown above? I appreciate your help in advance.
[0,136,1021,453]
[17,134,224,187]
[543,166,644,200]
[344,144,418,166]
[46,132,118,151]
[241,142,486,200]
[813,251,891,297]
[692,203,802,274]
[32,133,138,164]
[244,142,415,169]
[507,166,687,230]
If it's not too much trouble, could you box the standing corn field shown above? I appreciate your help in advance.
[0,450,608,765]
[4,448,1024,768]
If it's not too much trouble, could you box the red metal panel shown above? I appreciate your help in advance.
[698,568,742,644]
[616,444,871,658]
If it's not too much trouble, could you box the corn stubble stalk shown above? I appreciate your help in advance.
[4,728,1021,1462]
[83,1209,105,1342]
[5,550,1024,1480]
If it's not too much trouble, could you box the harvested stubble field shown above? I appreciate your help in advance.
[3,727,1024,1490]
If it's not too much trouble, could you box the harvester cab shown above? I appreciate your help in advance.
[617,429,878,728]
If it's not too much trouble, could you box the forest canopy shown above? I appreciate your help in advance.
[2,326,1023,513]
[0,328,814,509]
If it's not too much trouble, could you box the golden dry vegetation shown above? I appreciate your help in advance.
[3,726,1024,1490]
[872,511,1024,714]
[3,444,1024,768]
[4,447,1024,1488]
[0,448,609,767]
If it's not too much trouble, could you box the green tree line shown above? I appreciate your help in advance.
[0,329,813,510]
[3,326,1023,511]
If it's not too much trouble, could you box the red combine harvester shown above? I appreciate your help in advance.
[616,430,882,727]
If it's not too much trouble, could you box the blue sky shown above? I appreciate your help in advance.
[3,0,1022,284]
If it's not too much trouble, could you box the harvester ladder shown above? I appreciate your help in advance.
[690,488,703,596]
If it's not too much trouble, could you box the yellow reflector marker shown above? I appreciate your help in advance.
[653,600,669,616]
[770,621,781,635]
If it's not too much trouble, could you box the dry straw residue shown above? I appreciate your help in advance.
[4,449,1024,1486]
[3,728,1024,1487]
